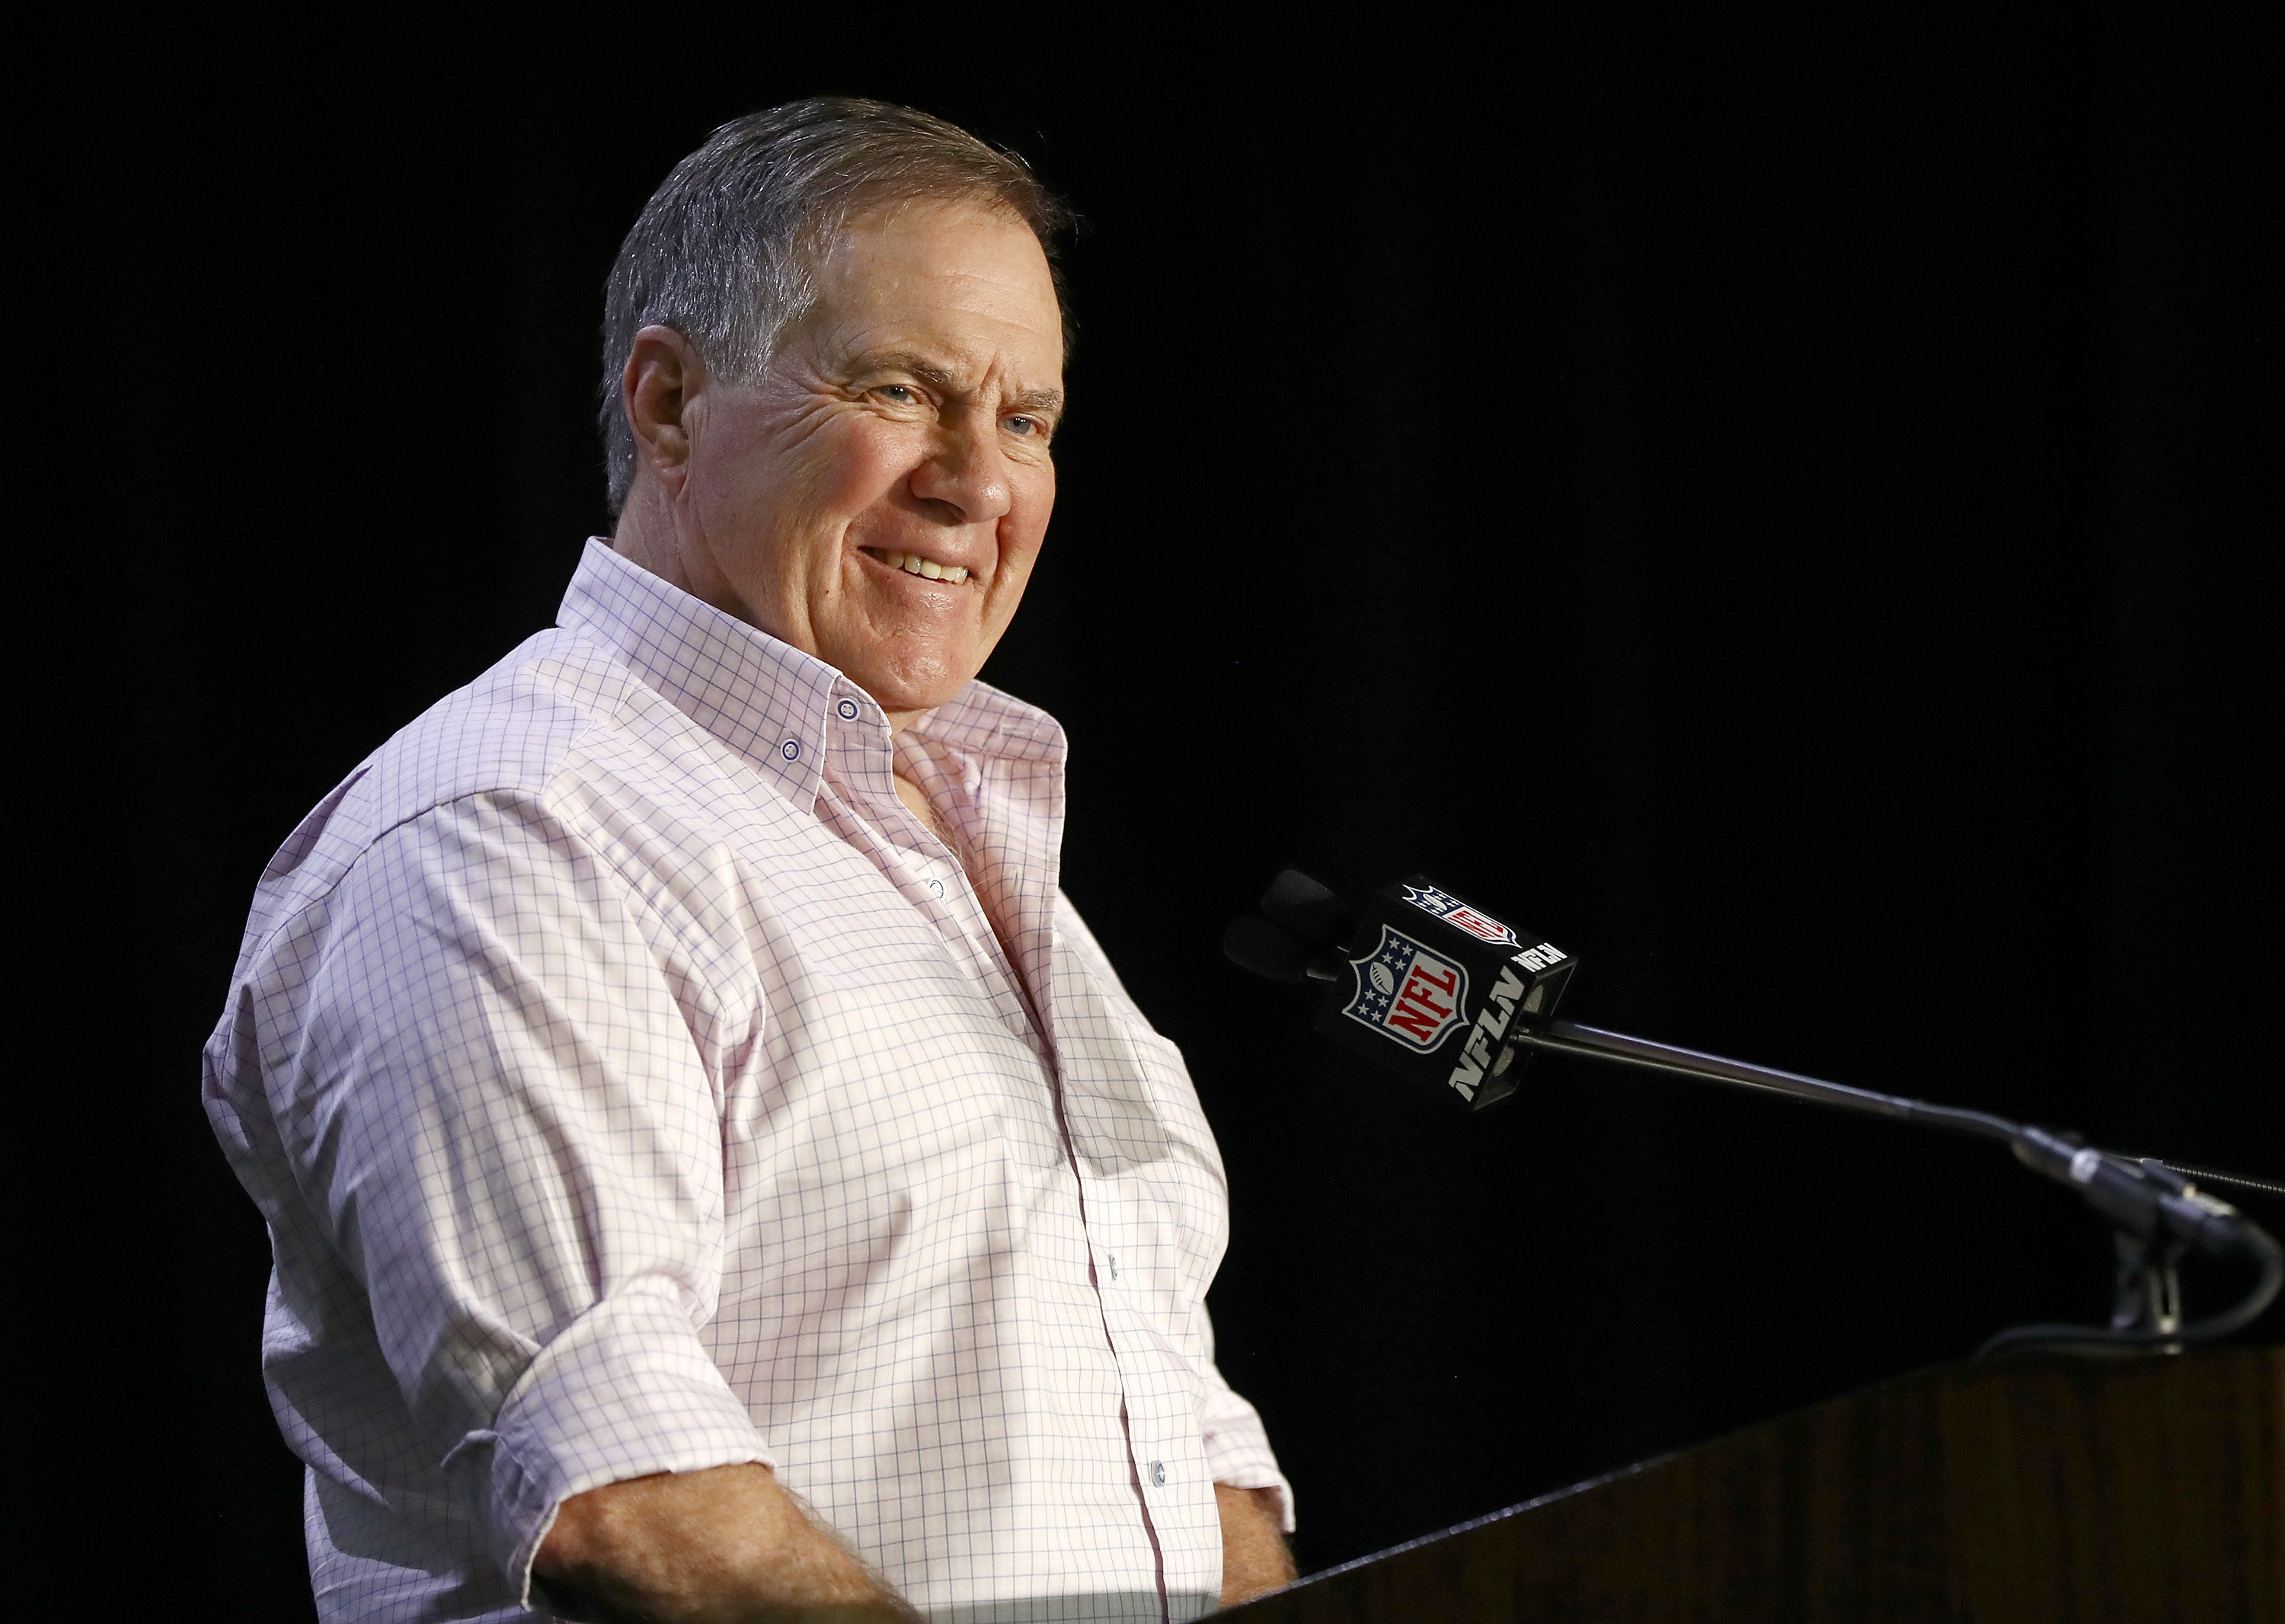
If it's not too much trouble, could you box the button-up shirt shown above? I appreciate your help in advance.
[203,540,1291,1623]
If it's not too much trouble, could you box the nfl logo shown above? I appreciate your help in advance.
[1341,925,1472,1053]
[1401,884,1521,948]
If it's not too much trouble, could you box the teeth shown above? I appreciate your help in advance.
[875,549,968,584]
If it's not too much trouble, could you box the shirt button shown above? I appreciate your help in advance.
[1147,1461,1166,1487]
[780,739,801,762]
[1106,1253,1120,1280]
[926,878,945,900]
[836,699,860,721]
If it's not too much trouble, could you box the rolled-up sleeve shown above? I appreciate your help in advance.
[277,789,769,1598]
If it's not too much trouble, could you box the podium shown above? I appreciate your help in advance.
[1223,1345,2282,1622]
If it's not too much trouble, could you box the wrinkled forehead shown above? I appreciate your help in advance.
[800,197,1065,379]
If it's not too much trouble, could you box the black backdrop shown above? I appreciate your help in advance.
[48,7,2279,1616]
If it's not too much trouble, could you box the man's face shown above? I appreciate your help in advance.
[675,199,1064,717]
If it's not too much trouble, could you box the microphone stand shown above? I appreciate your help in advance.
[1503,1018,2282,1357]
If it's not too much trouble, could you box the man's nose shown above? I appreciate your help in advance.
[908,414,1014,526]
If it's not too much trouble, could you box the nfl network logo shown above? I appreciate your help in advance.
[1342,925,1472,1052]
[1401,884,1521,948]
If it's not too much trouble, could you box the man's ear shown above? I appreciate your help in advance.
[622,325,706,489]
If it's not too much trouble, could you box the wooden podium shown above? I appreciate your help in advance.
[1222,1345,2282,1622]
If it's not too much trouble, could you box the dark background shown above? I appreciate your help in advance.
[46,5,2277,1615]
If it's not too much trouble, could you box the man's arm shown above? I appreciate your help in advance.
[534,1464,919,1622]
[272,799,903,1610]
[1217,1484,1298,1607]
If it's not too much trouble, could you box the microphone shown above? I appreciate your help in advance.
[1224,868,2283,1356]
[1223,869,1576,1111]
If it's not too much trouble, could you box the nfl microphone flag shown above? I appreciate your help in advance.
[1314,877,1577,1110]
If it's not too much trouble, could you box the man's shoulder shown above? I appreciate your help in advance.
[366,624,648,814]
[237,626,677,951]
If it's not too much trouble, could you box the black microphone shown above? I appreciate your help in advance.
[1225,870,1577,1111]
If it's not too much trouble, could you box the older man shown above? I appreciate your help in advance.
[203,100,1294,1622]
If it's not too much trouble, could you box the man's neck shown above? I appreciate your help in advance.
[609,492,715,614]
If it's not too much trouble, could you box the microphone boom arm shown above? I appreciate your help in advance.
[1507,1019,2283,1357]
[1511,1019,2020,1143]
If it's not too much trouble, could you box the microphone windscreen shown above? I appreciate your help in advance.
[1222,915,1315,984]
[1260,869,1353,951]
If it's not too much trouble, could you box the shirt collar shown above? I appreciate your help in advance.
[556,538,1066,805]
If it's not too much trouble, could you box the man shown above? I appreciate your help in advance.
[203,99,1296,1622]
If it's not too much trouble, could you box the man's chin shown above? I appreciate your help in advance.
[840,657,980,721]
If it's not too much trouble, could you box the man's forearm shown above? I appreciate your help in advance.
[1216,1482,1298,1606]
[533,1463,919,1623]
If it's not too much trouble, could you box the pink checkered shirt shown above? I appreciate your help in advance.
[203,539,1290,1623]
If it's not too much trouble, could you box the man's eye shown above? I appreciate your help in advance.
[877,385,917,404]
[1005,416,1041,436]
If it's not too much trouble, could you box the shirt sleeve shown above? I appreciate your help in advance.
[1196,1308,1297,1533]
[272,788,770,1603]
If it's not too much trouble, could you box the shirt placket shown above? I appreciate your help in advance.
[833,692,1181,1610]
[824,697,1043,1054]
[1082,1172,1210,1588]
[903,846,1045,1050]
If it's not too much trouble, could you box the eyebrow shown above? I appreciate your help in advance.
[1005,386,1066,419]
[858,350,1065,419]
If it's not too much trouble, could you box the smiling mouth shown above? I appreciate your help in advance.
[863,547,971,585]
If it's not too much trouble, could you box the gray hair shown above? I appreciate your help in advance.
[599,97,1074,514]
